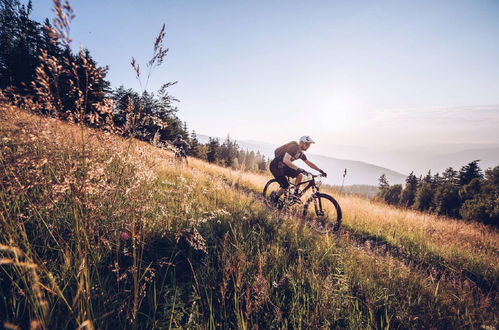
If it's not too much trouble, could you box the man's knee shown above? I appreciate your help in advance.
[277,176,289,189]
[296,173,303,180]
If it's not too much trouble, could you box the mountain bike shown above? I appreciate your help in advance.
[174,146,189,166]
[262,172,342,232]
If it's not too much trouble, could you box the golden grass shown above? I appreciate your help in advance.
[177,135,499,284]
[4,103,497,276]
[1,105,497,328]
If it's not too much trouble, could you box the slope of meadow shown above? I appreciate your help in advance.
[1,105,497,329]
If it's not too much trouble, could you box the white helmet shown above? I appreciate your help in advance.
[299,136,315,144]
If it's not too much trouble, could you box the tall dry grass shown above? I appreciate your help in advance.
[164,145,499,292]
[1,0,497,327]
[2,105,497,328]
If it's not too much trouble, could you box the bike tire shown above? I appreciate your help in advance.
[262,179,282,206]
[303,193,342,232]
[263,179,279,196]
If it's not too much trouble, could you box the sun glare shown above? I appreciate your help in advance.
[317,92,365,131]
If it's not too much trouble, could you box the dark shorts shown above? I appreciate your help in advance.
[175,148,186,158]
[269,158,301,189]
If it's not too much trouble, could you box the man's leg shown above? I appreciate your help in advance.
[274,174,289,199]
[275,172,302,199]
[276,187,286,197]
[293,173,303,194]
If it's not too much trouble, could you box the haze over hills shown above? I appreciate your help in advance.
[315,143,499,177]
[196,134,407,185]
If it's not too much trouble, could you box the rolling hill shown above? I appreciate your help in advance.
[1,105,497,329]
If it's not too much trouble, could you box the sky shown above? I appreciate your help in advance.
[29,0,499,149]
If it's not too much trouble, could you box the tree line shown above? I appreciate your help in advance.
[188,135,269,171]
[0,0,269,172]
[378,161,499,226]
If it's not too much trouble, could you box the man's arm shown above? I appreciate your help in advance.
[283,153,299,170]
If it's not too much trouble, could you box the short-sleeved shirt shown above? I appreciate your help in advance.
[274,141,307,162]
[173,140,190,150]
[270,141,307,184]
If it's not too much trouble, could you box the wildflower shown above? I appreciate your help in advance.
[120,231,131,240]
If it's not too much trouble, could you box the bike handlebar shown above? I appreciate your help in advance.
[303,172,325,178]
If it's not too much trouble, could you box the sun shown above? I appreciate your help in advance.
[316,92,365,130]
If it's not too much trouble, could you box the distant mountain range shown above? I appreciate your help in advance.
[315,143,499,177]
[196,134,407,186]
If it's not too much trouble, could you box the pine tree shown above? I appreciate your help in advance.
[433,183,460,218]
[384,184,402,205]
[258,155,268,171]
[377,174,390,198]
[400,172,419,207]
[207,137,220,163]
[220,135,239,167]
[423,170,433,184]
[237,150,246,170]
[246,151,256,171]
[433,172,442,186]
[459,165,499,226]
[189,130,201,157]
[442,167,458,185]
[458,160,483,186]
[0,0,43,92]
[414,183,434,211]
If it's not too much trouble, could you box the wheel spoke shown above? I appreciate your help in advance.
[303,193,342,232]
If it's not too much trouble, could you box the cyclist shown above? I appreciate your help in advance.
[172,134,190,161]
[269,136,327,203]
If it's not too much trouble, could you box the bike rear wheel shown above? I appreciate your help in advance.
[303,193,342,232]
[262,179,283,207]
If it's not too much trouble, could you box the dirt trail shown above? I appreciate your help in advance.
[220,176,497,298]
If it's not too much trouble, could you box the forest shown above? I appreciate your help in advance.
[0,0,269,172]
[378,160,498,226]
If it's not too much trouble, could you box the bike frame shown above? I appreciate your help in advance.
[284,175,324,213]
[264,173,341,231]
[288,176,319,195]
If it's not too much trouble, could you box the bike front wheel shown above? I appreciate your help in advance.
[303,193,342,232]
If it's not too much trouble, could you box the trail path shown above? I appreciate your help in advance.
[214,175,497,301]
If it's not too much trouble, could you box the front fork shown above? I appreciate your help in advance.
[304,188,324,217]
[313,192,324,216]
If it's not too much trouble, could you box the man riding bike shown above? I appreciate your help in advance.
[172,134,190,162]
[269,136,327,204]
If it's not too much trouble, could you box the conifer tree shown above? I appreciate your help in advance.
[384,184,403,205]
[377,174,390,198]
[207,137,220,163]
[189,130,201,157]
[433,183,460,218]
[414,182,434,211]
[458,160,483,186]
[400,172,419,207]
[442,167,458,185]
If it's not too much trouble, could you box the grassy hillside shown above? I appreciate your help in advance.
[1,105,497,329]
